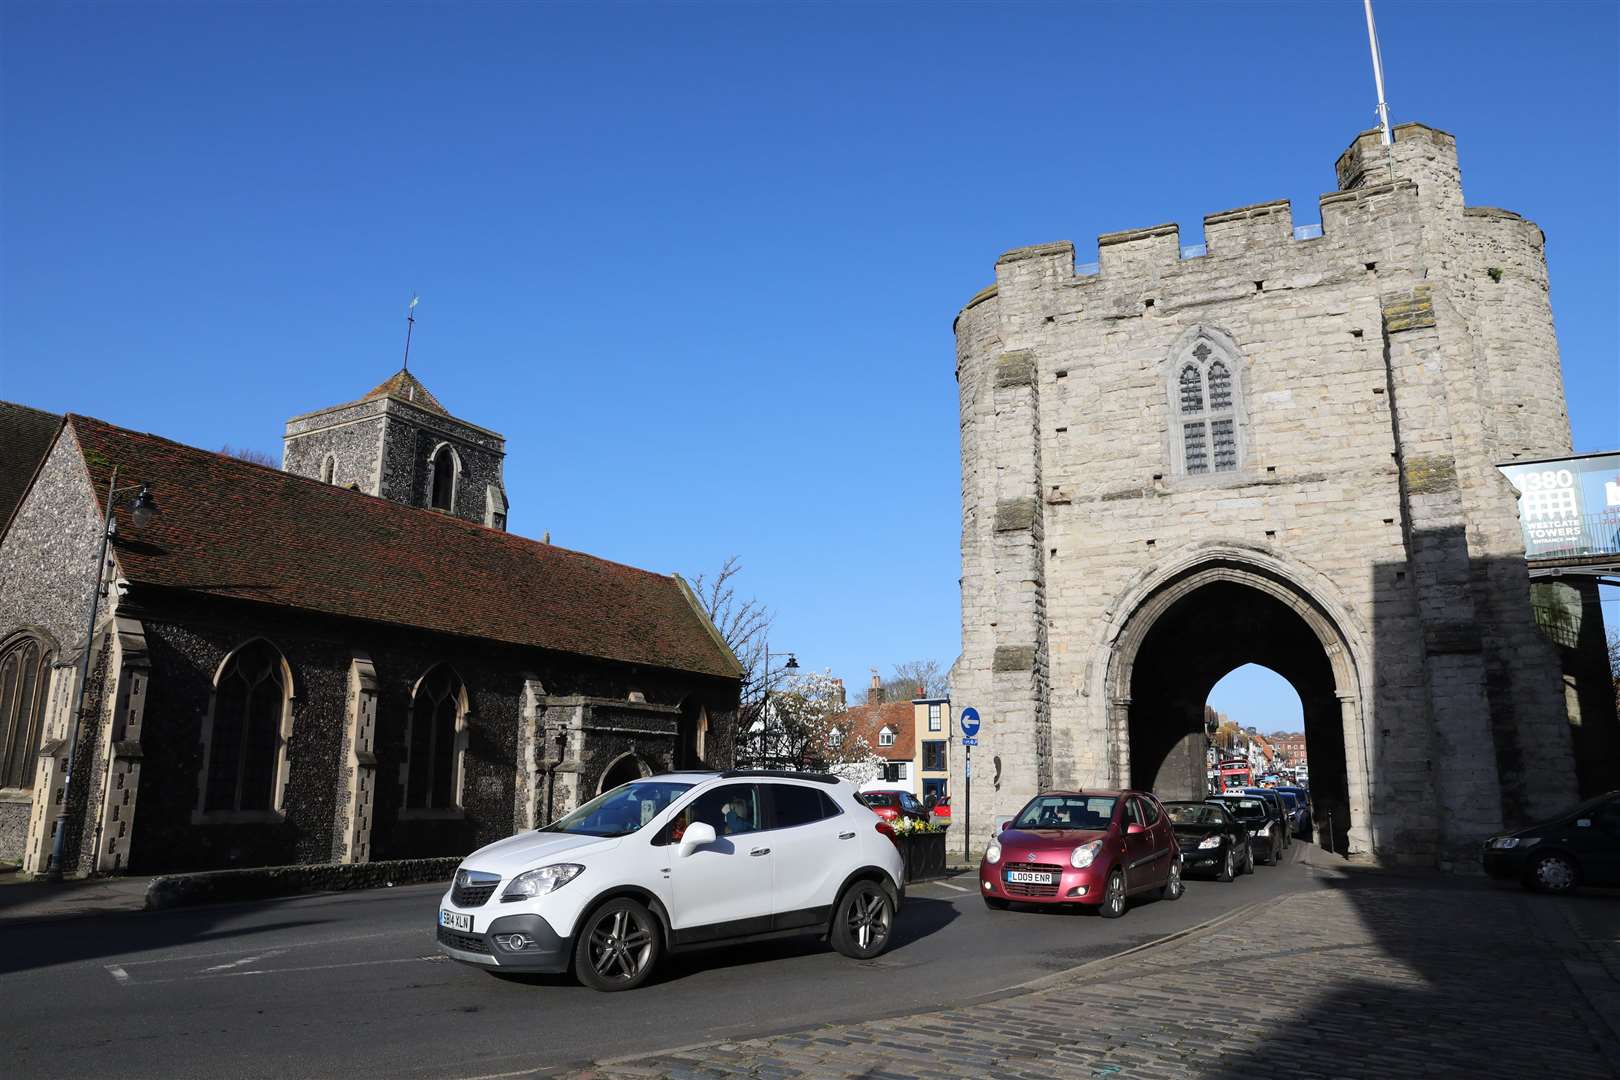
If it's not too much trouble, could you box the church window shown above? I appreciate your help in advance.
[1170,333,1245,476]
[320,454,336,484]
[405,665,466,811]
[429,444,459,511]
[200,640,291,815]
[0,634,52,790]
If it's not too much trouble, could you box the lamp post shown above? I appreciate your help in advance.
[759,644,798,769]
[46,467,158,880]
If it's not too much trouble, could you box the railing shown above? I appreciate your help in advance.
[1179,243,1207,260]
[1293,223,1324,240]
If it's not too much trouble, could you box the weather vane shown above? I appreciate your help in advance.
[403,294,420,371]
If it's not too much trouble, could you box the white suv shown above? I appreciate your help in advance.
[435,769,907,990]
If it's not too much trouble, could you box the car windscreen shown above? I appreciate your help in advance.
[1013,795,1116,830]
[1165,803,1224,825]
[1277,792,1300,809]
[542,781,693,837]
[1214,797,1267,819]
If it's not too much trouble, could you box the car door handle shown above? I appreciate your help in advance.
[838,831,856,840]
[749,847,771,857]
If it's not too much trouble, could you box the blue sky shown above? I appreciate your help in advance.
[2,2,1615,731]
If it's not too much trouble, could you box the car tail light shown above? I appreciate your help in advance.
[875,821,901,850]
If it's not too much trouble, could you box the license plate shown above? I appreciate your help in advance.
[1005,870,1054,885]
[439,909,472,932]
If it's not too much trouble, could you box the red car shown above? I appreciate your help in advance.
[980,789,1183,918]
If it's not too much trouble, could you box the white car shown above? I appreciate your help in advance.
[435,769,907,990]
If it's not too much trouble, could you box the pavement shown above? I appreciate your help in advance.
[0,868,153,922]
[572,847,1620,1080]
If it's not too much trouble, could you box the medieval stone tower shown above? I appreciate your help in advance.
[283,369,509,529]
[949,122,1616,868]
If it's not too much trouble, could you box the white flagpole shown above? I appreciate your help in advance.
[1364,0,1393,146]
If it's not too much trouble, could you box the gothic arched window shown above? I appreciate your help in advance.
[405,665,466,811]
[201,640,291,815]
[0,634,52,790]
[429,445,458,511]
[1170,335,1245,475]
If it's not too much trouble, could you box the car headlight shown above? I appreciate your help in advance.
[1070,840,1102,869]
[985,840,1002,864]
[501,863,584,901]
[1491,836,1540,850]
[1257,822,1272,835]
[1198,835,1222,850]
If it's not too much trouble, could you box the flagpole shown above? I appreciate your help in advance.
[1364,0,1392,146]
[403,295,419,371]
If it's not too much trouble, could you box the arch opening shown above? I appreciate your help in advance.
[598,753,648,794]
[1120,576,1355,854]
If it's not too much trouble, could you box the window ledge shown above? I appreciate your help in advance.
[398,807,465,822]
[0,787,36,805]
[191,809,287,826]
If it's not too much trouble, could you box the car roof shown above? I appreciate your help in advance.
[646,770,849,787]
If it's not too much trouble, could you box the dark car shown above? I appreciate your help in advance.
[979,789,1183,917]
[1274,790,1306,837]
[1212,794,1284,866]
[858,789,930,825]
[1274,785,1312,837]
[1483,791,1620,893]
[1241,788,1294,850]
[1163,800,1252,881]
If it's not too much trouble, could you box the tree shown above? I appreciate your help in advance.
[880,659,946,702]
[220,444,278,468]
[754,670,882,781]
[687,556,791,766]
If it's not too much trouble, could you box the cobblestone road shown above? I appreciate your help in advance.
[571,870,1620,1080]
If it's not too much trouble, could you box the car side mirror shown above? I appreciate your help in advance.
[998,819,1011,833]
[1125,822,1147,836]
[678,821,716,856]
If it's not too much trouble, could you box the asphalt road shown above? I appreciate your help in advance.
[1,846,1320,1079]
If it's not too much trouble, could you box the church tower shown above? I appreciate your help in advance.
[282,369,509,530]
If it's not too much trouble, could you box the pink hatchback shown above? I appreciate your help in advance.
[979,790,1183,918]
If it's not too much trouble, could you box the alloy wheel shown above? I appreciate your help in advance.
[847,889,892,951]
[1165,859,1184,899]
[1533,854,1576,893]
[587,907,654,982]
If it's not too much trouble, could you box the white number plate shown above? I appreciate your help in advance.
[1005,870,1054,885]
[439,909,472,932]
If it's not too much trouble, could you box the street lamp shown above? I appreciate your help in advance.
[759,644,798,769]
[46,468,159,880]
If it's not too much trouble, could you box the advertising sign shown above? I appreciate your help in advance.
[1498,453,1620,558]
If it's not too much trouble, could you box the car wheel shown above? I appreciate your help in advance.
[1244,846,1256,875]
[1098,869,1127,919]
[1527,852,1580,894]
[831,880,895,960]
[573,897,661,992]
[1217,848,1235,883]
[1158,858,1184,900]
[983,896,1010,911]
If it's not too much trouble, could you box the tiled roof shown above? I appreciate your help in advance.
[68,415,741,680]
[361,370,450,416]
[0,400,63,534]
[828,700,915,761]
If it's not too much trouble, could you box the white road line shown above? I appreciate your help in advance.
[110,928,426,968]
[933,881,971,893]
[202,950,286,972]
[105,965,130,984]
[123,953,450,986]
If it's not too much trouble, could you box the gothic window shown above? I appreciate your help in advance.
[201,640,291,815]
[0,635,51,790]
[1170,335,1244,475]
[405,665,466,811]
[429,444,458,511]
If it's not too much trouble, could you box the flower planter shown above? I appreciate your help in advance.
[897,829,949,883]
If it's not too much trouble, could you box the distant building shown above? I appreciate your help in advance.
[913,696,952,805]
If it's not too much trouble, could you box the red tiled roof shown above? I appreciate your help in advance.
[1,400,63,534]
[828,700,915,761]
[67,415,741,680]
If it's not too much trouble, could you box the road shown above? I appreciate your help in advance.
[1,846,1320,1079]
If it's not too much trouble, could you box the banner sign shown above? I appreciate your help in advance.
[1498,453,1620,558]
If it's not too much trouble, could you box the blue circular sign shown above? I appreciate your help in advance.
[959,707,981,737]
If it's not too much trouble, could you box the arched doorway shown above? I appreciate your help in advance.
[597,753,648,794]
[1107,558,1370,856]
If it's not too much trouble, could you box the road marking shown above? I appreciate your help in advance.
[933,881,970,893]
[107,953,448,986]
[202,950,285,972]
[106,928,427,969]
[105,965,130,984]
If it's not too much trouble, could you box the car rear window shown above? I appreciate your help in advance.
[769,784,840,829]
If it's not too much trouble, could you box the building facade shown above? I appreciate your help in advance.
[949,123,1618,868]
[0,373,740,876]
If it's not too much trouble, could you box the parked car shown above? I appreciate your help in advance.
[979,789,1183,918]
[1274,785,1312,837]
[1483,790,1620,894]
[1163,800,1253,881]
[926,793,952,820]
[1211,794,1283,866]
[436,770,906,990]
[1274,790,1307,837]
[859,789,931,825]
[1241,788,1294,850]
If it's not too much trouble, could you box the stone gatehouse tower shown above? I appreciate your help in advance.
[949,122,1617,867]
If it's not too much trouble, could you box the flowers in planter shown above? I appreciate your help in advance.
[890,816,948,835]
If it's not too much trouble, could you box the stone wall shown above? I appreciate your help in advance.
[949,122,1601,866]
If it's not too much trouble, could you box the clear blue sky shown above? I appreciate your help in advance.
[3,2,1616,717]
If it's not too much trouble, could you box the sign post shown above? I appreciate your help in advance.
[959,707,981,860]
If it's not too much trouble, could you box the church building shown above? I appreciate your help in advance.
[0,372,741,877]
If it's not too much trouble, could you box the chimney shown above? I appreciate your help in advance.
[867,671,885,705]
[831,677,846,710]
